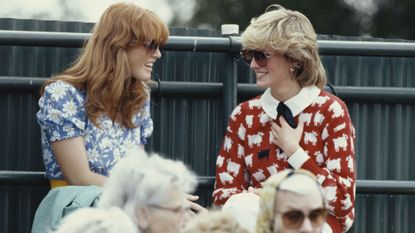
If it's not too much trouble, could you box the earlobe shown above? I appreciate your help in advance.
[136,207,150,230]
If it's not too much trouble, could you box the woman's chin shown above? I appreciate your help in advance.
[256,81,268,89]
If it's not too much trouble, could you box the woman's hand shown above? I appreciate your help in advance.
[186,194,207,215]
[271,116,304,157]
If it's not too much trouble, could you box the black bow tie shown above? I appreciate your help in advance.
[277,102,297,129]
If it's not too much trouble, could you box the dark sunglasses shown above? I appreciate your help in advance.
[143,40,161,52]
[241,49,273,67]
[280,208,328,229]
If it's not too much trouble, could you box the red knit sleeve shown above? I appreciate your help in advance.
[212,104,249,206]
[301,97,356,232]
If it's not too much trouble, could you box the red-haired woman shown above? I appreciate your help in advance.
[37,2,168,188]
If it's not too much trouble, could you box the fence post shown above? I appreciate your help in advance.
[221,24,240,131]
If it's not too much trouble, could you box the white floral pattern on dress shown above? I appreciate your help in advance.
[37,80,153,179]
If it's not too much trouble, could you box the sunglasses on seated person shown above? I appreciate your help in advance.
[278,208,328,229]
[241,49,275,67]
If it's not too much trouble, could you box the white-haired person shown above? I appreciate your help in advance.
[98,149,200,233]
[213,4,356,233]
[256,169,329,233]
[180,210,250,233]
[53,207,138,233]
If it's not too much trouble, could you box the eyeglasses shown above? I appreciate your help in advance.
[143,40,161,52]
[148,204,190,214]
[279,208,328,229]
[241,50,274,67]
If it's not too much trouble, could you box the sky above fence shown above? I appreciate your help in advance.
[0,0,196,25]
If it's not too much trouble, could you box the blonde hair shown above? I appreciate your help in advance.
[255,169,326,233]
[40,2,169,128]
[180,210,250,233]
[241,4,326,89]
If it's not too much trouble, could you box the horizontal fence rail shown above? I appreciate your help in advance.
[2,76,415,103]
[1,171,415,195]
[1,30,415,56]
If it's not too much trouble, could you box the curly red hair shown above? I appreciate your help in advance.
[41,2,169,128]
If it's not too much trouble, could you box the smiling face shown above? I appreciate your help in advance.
[249,48,293,89]
[126,44,161,81]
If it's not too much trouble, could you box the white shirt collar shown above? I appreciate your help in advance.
[260,85,321,119]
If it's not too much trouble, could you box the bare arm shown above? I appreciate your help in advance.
[51,136,107,186]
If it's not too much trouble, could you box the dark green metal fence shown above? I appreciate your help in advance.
[1,18,415,233]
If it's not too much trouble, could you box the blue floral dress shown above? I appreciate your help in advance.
[37,80,153,179]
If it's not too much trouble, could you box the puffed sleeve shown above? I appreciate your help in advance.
[139,98,153,144]
[37,81,86,142]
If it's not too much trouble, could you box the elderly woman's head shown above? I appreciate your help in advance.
[241,4,326,89]
[180,210,250,233]
[256,169,328,233]
[53,207,138,233]
[98,150,197,233]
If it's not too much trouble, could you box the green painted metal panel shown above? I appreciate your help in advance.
[0,18,415,233]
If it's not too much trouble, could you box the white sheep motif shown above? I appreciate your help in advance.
[216,155,224,167]
[333,134,349,152]
[314,112,325,126]
[252,169,266,182]
[324,186,337,203]
[328,101,345,118]
[314,151,325,165]
[312,95,329,107]
[227,160,241,176]
[339,176,353,188]
[304,131,318,145]
[248,132,264,148]
[230,105,242,121]
[326,158,341,173]
[346,155,354,172]
[219,172,234,184]
[341,193,353,210]
[344,216,354,231]
[245,115,254,128]
[223,136,233,152]
[238,124,246,140]
[237,144,244,158]
[333,123,346,132]
[299,113,312,126]
[245,154,253,168]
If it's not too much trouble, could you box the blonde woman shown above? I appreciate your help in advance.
[256,169,329,233]
[213,5,355,233]
[37,2,169,188]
